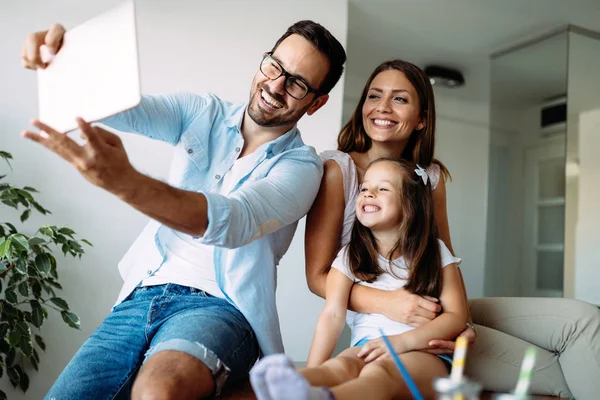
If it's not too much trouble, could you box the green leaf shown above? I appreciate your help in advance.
[18,368,29,392]
[30,302,44,328]
[4,223,16,234]
[9,234,30,253]
[0,323,8,340]
[19,209,31,223]
[1,199,18,209]
[81,239,93,247]
[0,174,5,180]
[28,237,46,246]
[16,189,34,203]
[2,302,19,319]
[50,297,69,310]
[6,366,18,388]
[39,226,54,238]
[0,389,6,400]
[19,335,33,358]
[61,311,80,329]
[7,331,21,347]
[15,321,30,337]
[0,151,13,166]
[23,186,38,193]
[32,348,40,363]
[5,348,15,367]
[47,279,63,290]
[58,227,76,237]
[14,259,27,274]
[17,282,28,297]
[31,357,38,371]
[31,281,42,298]
[31,201,49,215]
[5,289,17,304]
[34,335,45,351]
[35,253,52,275]
[0,239,11,259]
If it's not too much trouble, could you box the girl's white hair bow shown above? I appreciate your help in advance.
[414,164,429,185]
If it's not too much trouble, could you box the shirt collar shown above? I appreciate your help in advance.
[225,103,300,156]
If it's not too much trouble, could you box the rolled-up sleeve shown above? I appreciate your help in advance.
[199,152,323,249]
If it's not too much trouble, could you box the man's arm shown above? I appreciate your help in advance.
[22,119,323,245]
[100,92,208,146]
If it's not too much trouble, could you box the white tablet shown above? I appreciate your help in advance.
[37,0,141,133]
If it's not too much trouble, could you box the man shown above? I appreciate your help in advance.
[22,20,346,399]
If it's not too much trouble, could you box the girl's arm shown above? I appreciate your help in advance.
[305,160,439,326]
[306,268,354,367]
[358,263,469,362]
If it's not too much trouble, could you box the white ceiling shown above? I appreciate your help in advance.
[346,0,600,104]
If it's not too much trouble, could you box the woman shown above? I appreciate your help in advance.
[305,59,600,399]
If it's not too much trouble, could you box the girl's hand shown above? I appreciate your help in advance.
[381,289,441,327]
[425,325,477,355]
[357,337,405,363]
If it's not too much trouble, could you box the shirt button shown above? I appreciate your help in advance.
[215,174,221,180]
[235,147,240,152]
[146,270,152,275]
[187,148,194,154]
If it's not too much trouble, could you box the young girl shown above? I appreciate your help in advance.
[250,158,469,400]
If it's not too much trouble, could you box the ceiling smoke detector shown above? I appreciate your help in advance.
[424,65,465,88]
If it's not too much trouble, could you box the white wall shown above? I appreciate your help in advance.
[565,31,600,303]
[566,31,600,304]
[574,109,600,305]
[0,0,347,397]
[434,93,490,299]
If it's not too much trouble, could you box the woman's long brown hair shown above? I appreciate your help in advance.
[346,158,443,298]
[338,59,450,181]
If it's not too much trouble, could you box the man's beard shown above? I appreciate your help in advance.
[247,84,308,128]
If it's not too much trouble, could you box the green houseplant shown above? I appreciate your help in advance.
[0,150,91,398]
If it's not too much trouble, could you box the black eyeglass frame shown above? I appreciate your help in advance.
[259,52,321,100]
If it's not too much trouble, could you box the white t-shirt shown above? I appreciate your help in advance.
[331,239,461,346]
[141,150,262,298]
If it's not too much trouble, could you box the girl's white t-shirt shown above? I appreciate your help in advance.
[331,239,461,346]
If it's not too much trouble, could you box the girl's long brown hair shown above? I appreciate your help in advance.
[346,158,442,298]
[338,59,450,181]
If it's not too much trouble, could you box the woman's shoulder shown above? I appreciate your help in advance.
[320,149,354,164]
[320,150,358,192]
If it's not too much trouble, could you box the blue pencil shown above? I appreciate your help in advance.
[378,328,424,400]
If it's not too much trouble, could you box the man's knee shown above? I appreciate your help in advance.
[131,350,215,400]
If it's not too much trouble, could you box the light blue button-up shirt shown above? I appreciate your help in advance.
[103,92,323,355]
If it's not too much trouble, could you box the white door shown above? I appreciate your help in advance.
[522,140,566,297]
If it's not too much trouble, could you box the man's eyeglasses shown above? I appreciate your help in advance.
[259,52,319,100]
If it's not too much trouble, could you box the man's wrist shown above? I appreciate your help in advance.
[114,168,144,203]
